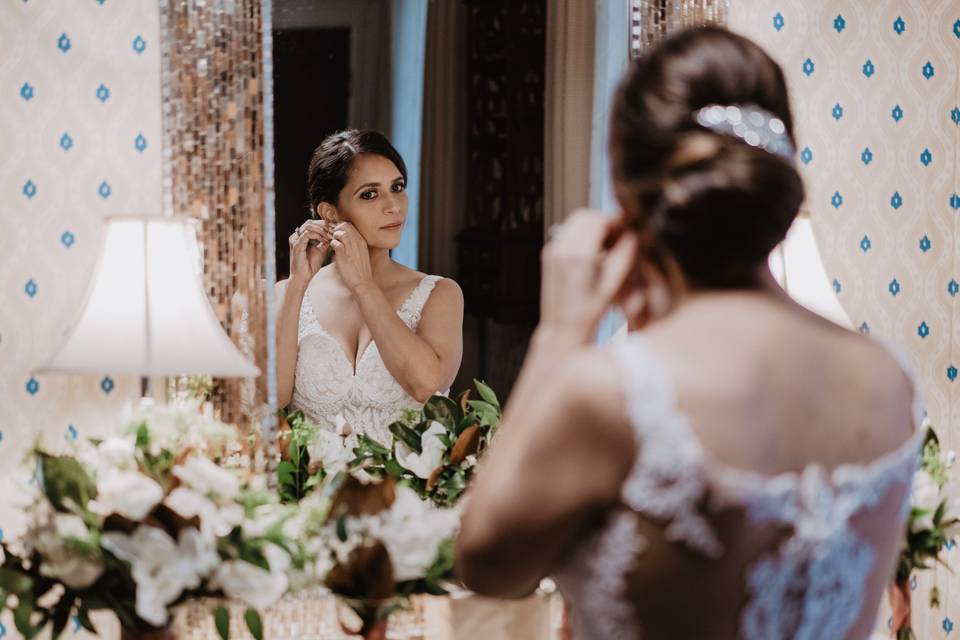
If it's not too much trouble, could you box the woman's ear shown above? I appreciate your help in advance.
[315,202,340,223]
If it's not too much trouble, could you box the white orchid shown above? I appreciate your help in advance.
[97,437,138,470]
[89,469,163,521]
[307,427,353,474]
[212,543,290,610]
[910,470,941,533]
[119,399,234,454]
[165,487,244,538]
[102,525,219,627]
[373,486,460,581]
[173,456,241,502]
[394,421,447,480]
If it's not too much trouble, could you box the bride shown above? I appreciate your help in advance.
[275,130,463,447]
[457,27,920,639]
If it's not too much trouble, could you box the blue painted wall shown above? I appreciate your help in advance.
[389,0,428,269]
[591,0,629,342]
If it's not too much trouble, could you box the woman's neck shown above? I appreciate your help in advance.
[368,247,394,279]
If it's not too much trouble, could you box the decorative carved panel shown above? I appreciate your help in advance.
[460,0,546,323]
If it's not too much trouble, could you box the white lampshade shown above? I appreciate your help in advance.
[769,216,852,329]
[40,215,260,377]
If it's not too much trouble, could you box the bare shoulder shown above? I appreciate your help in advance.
[844,334,916,432]
[541,347,635,466]
[421,276,464,313]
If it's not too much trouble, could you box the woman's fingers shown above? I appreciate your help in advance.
[552,209,620,253]
[293,229,327,252]
[597,232,639,303]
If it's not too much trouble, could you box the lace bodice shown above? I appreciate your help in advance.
[290,275,443,448]
[553,334,924,640]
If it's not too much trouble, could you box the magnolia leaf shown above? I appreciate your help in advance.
[135,422,151,449]
[0,568,33,595]
[450,426,481,463]
[457,389,471,413]
[51,593,75,639]
[426,466,443,492]
[424,395,462,431]
[244,609,264,640]
[39,453,98,512]
[358,434,391,456]
[328,475,396,520]
[389,422,422,454]
[455,413,478,437]
[76,604,98,634]
[215,605,230,640]
[467,400,499,427]
[474,379,500,409]
[385,458,406,478]
[933,501,946,527]
[324,541,395,600]
[14,599,39,639]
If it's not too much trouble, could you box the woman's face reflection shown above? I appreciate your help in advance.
[319,153,408,250]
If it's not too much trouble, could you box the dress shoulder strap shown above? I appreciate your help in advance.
[398,275,443,329]
[610,334,724,557]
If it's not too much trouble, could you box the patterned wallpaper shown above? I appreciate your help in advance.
[728,1,959,636]
[0,0,161,573]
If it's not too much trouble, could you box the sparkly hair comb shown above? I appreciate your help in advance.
[694,104,795,161]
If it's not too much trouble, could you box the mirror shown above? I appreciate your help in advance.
[269,0,547,437]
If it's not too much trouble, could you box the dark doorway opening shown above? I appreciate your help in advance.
[273,28,350,279]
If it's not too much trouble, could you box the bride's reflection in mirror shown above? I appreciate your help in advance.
[275,130,464,448]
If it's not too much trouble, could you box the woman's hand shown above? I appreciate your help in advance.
[540,209,639,341]
[330,222,374,293]
[289,220,332,287]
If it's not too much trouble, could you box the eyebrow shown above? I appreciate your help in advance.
[352,176,405,195]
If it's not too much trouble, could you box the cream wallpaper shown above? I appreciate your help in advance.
[0,0,161,582]
[728,1,960,636]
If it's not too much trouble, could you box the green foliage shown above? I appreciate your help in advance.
[277,410,326,504]
[37,452,97,512]
[214,605,230,640]
[244,608,264,640]
[423,396,462,431]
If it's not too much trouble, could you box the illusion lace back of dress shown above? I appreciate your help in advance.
[290,275,443,448]
[552,334,923,640]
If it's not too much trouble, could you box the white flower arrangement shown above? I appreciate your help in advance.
[0,401,302,640]
[890,419,959,640]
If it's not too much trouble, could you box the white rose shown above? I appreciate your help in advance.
[213,543,289,610]
[394,422,447,480]
[97,437,137,470]
[90,470,163,521]
[911,470,942,532]
[173,457,240,501]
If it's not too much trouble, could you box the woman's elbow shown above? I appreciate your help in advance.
[408,372,447,404]
[455,530,502,596]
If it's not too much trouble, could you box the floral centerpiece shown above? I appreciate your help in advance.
[890,421,959,639]
[351,380,502,508]
[272,380,503,637]
[0,400,303,640]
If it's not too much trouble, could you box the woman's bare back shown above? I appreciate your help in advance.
[553,293,918,639]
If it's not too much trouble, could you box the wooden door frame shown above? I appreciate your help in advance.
[273,0,391,132]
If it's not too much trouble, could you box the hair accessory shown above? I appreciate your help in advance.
[695,104,795,161]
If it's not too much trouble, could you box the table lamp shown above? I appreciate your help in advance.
[38,215,259,386]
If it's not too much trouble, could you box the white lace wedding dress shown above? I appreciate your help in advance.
[553,333,924,640]
[289,275,443,448]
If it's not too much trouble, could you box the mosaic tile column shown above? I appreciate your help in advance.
[159,0,270,435]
